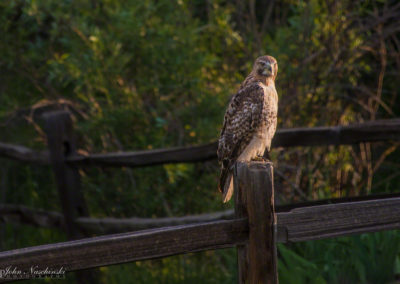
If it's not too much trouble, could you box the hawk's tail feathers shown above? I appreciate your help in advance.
[219,168,234,203]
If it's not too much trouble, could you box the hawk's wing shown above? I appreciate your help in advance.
[217,83,264,168]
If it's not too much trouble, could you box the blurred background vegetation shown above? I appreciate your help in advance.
[0,0,400,283]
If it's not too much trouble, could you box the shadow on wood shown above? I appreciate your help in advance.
[234,161,278,284]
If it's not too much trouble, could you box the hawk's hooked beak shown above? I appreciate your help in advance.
[262,62,273,76]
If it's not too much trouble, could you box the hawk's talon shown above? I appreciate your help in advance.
[251,155,270,162]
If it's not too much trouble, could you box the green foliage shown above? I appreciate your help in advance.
[279,244,327,284]
[279,231,400,284]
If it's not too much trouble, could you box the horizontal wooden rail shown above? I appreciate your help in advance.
[0,142,49,165]
[0,219,248,275]
[0,204,234,233]
[67,119,400,167]
[1,195,400,276]
[77,210,235,234]
[0,204,64,229]
[3,193,400,234]
[68,142,218,167]
[277,196,400,242]
[1,119,399,167]
[64,195,400,240]
[273,118,400,147]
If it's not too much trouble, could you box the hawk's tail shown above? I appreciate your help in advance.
[218,168,234,203]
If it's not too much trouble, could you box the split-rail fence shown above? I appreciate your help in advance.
[1,110,400,283]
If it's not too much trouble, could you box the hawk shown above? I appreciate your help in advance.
[217,55,278,203]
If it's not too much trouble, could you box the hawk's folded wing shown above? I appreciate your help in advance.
[217,83,265,171]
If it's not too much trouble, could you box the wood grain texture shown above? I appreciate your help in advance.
[276,197,400,242]
[0,204,234,233]
[276,192,400,212]
[1,196,400,277]
[66,119,400,167]
[67,142,218,167]
[77,210,235,234]
[0,219,248,273]
[234,163,249,284]
[273,118,400,147]
[1,119,399,166]
[237,162,278,284]
[3,193,400,239]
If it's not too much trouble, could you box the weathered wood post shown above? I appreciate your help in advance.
[43,110,99,283]
[234,161,278,284]
[43,110,89,238]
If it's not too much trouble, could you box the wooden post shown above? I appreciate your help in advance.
[43,111,89,238]
[234,163,249,283]
[234,161,278,284]
[43,110,99,283]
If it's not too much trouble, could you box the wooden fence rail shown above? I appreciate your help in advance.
[3,192,400,235]
[0,142,49,165]
[0,203,234,233]
[0,219,249,279]
[1,119,400,167]
[2,182,400,281]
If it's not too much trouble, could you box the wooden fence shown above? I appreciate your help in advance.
[0,110,400,283]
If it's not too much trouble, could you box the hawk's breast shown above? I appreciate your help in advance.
[237,83,278,161]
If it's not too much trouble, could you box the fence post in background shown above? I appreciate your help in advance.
[43,110,88,238]
[43,110,99,283]
[234,161,278,284]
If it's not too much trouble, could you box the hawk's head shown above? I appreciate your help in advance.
[253,55,278,79]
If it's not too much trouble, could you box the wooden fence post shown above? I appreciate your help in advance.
[234,161,278,284]
[43,111,88,238]
[234,162,249,283]
[43,110,99,283]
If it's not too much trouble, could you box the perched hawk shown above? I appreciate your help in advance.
[217,55,278,202]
